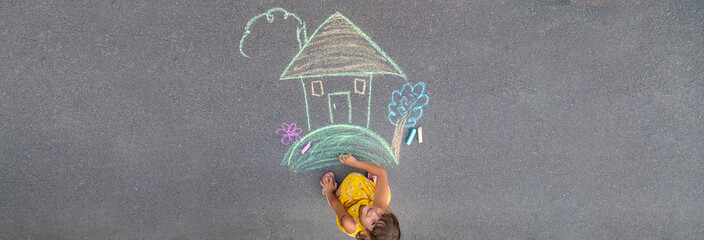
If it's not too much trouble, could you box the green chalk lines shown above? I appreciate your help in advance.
[240,8,413,172]
[282,124,396,173]
[327,91,352,124]
[279,12,406,80]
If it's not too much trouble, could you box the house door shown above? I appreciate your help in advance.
[328,91,351,124]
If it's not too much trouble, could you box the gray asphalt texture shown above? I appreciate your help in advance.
[2,1,703,239]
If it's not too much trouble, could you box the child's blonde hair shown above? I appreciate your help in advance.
[355,208,400,240]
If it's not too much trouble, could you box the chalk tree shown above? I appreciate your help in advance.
[388,82,429,160]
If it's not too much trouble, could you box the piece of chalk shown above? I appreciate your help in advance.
[406,128,417,145]
[301,142,312,154]
[418,126,423,143]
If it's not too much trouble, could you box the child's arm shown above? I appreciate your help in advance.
[324,192,356,234]
[339,154,390,210]
[322,175,357,234]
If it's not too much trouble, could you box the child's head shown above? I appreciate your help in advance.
[356,207,400,240]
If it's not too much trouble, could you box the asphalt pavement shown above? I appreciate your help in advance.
[1,1,703,239]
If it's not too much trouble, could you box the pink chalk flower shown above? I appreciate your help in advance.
[275,122,303,145]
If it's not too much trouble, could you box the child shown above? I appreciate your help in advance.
[320,153,401,240]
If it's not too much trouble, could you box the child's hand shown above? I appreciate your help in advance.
[338,153,359,167]
[321,174,337,195]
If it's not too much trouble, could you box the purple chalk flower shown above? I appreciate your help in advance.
[275,122,303,145]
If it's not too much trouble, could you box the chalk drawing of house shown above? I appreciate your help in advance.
[280,12,407,131]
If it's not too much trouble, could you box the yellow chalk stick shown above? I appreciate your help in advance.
[418,126,423,143]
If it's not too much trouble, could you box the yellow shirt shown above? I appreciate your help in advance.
[335,172,390,237]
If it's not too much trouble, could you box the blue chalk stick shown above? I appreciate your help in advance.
[406,128,417,145]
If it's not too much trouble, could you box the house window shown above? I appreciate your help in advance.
[311,80,324,96]
[354,78,366,95]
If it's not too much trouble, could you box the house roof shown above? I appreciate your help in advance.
[279,13,406,80]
